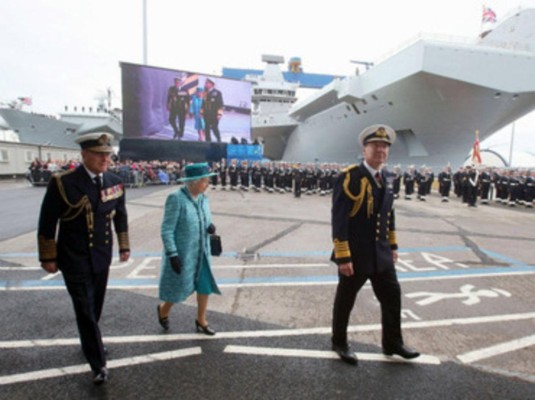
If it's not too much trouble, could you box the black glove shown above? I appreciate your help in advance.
[169,256,182,274]
[207,223,216,234]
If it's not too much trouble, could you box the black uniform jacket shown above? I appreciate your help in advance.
[331,163,398,275]
[38,166,129,275]
[201,88,224,119]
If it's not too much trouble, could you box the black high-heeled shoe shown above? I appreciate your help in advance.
[157,305,169,331]
[195,319,216,336]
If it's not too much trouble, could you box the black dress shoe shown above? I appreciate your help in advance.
[332,344,358,365]
[195,320,216,336]
[92,367,109,385]
[157,305,169,330]
[383,345,420,359]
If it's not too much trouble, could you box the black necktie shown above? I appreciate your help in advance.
[94,176,102,191]
[375,172,382,186]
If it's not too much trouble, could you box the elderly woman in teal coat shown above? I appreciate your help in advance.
[157,163,221,335]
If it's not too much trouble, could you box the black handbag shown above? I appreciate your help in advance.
[210,234,222,256]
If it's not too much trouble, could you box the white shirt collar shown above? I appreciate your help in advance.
[363,160,381,177]
[83,164,102,181]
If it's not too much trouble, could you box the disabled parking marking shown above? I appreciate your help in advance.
[224,345,441,365]
[0,346,202,386]
[406,284,512,306]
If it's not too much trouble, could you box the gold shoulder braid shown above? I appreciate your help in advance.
[343,173,373,218]
[54,175,94,231]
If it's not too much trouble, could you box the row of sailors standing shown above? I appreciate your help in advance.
[208,159,342,197]
[389,165,435,202]
[389,164,535,208]
[451,165,535,208]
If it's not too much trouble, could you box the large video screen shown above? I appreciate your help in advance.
[120,62,251,143]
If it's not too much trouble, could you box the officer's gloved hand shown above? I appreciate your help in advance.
[207,223,216,234]
[169,256,182,274]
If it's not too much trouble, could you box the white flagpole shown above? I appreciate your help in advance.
[508,121,516,167]
[142,0,148,65]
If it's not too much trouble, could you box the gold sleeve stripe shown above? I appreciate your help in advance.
[333,239,351,259]
[38,235,57,260]
[388,230,397,246]
[118,232,130,251]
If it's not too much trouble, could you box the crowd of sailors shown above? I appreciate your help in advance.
[26,158,534,208]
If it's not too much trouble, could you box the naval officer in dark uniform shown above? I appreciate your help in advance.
[201,78,224,142]
[38,133,130,384]
[167,76,191,140]
[331,124,420,365]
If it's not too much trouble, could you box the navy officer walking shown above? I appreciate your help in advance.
[331,124,420,365]
[38,132,130,384]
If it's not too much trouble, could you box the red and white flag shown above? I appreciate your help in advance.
[19,97,32,106]
[482,6,497,23]
[472,130,482,165]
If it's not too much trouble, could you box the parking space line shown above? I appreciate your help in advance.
[224,345,441,364]
[457,334,535,364]
[0,347,202,386]
[1,312,534,349]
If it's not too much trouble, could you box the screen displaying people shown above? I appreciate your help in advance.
[121,62,252,143]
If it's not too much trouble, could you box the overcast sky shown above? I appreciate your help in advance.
[1,0,534,163]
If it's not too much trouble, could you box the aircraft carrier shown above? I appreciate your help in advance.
[225,7,535,168]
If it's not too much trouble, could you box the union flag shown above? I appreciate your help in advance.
[482,6,497,23]
[472,130,482,165]
[18,97,32,106]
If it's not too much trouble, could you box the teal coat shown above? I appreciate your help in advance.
[159,187,220,303]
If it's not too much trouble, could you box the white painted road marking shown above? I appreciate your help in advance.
[457,334,535,364]
[0,347,202,386]
[1,312,534,349]
[406,284,512,306]
[224,345,441,365]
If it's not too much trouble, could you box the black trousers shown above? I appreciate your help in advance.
[332,268,403,349]
[63,268,109,372]
[204,117,221,142]
[169,109,186,138]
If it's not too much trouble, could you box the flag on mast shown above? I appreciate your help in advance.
[18,97,32,106]
[472,130,482,165]
[482,5,497,23]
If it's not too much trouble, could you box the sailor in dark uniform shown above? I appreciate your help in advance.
[466,165,479,207]
[210,162,220,189]
[438,165,452,202]
[219,158,228,190]
[251,161,263,192]
[239,160,251,191]
[525,169,535,208]
[201,78,224,142]
[507,170,521,207]
[331,124,419,365]
[416,165,430,201]
[293,163,304,198]
[392,165,401,199]
[228,159,239,190]
[38,133,130,384]
[264,162,275,193]
[479,166,492,204]
[403,166,415,200]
